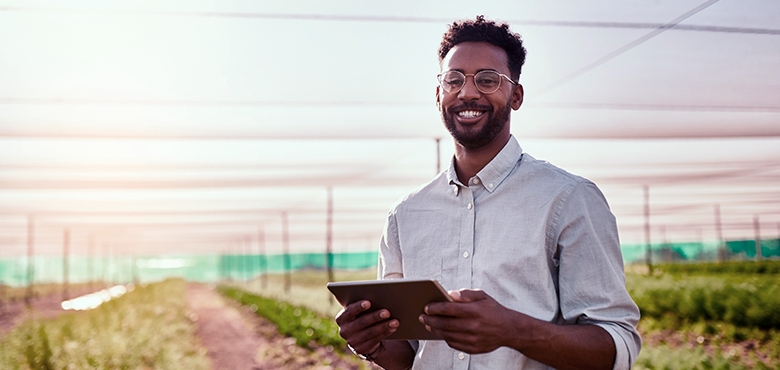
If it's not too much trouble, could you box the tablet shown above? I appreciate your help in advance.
[327,279,452,340]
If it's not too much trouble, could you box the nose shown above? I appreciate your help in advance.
[457,75,481,101]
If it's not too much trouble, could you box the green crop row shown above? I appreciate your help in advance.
[217,285,348,353]
[655,261,780,275]
[628,273,780,330]
[0,279,210,370]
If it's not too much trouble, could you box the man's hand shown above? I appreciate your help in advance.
[418,289,515,354]
[335,300,399,356]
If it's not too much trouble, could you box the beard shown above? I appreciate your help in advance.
[441,97,511,150]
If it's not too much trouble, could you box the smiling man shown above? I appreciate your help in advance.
[335,16,642,370]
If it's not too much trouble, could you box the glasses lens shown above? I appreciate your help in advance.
[475,71,501,93]
[439,71,465,93]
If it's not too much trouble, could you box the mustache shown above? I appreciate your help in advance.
[449,102,493,112]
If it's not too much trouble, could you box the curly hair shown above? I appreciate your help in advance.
[438,15,527,81]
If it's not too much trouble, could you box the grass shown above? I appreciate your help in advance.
[0,279,210,370]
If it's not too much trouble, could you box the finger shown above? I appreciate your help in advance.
[450,289,488,302]
[347,318,399,354]
[335,300,371,325]
[424,301,479,317]
[340,309,396,341]
[419,314,473,334]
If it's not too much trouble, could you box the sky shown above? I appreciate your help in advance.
[1,0,779,261]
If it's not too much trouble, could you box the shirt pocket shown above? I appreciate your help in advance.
[402,256,442,283]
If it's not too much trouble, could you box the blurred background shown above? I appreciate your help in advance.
[1,0,779,286]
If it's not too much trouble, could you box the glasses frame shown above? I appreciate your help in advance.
[437,70,518,95]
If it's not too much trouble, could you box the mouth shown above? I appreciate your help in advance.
[453,108,489,124]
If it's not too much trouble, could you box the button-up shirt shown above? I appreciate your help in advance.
[378,136,641,370]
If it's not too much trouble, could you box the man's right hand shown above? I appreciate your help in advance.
[335,300,400,356]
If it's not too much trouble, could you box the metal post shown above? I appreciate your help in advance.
[754,215,762,261]
[326,186,334,283]
[25,214,34,306]
[63,229,70,302]
[282,211,291,293]
[643,185,652,273]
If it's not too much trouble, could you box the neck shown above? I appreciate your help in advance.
[453,134,510,184]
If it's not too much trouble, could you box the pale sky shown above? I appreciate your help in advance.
[1,0,779,260]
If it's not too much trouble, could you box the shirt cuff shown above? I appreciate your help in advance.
[593,323,632,370]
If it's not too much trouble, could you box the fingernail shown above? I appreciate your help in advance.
[424,305,429,314]
[425,325,431,332]
[389,320,399,328]
[361,301,370,309]
[418,315,424,323]
[450,290,461,300]
[380,310,390,319]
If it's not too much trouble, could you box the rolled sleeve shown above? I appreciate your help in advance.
[555,182,642,370]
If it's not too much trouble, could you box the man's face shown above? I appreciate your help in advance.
[437,42,523,150]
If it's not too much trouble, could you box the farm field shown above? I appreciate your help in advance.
[229,263,780,370]
[1,262,778,369]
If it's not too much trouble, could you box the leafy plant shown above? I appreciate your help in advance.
[217,285,348,353]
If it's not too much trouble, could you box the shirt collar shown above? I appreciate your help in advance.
[446,135,523,194]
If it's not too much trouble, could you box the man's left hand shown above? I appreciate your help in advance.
[419,289,520,354]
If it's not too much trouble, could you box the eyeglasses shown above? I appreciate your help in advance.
[437,70,517,94]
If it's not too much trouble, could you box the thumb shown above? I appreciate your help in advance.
[449,289,488,303]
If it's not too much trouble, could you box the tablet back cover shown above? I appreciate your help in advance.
[327,279,451,340]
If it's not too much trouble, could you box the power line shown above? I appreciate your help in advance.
[537,0,721,96]
[1,6,778,35]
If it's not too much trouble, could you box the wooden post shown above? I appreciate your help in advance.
[282,212,291,293]
[714,204,725,263]
[436,138,441,174]
[258,225,267,289]
[643,185,652,273]
[88,235,95,290]
[25,214,34,306]
[326,186,334,283]
[754,215,762,261]
[63,229,70,302]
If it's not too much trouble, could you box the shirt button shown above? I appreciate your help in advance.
[458,352,466,360]
[463,251,469,259]
[467,203,472,210]
[452,185,458,195]
[488,183,494,189]
[472,178,480,185]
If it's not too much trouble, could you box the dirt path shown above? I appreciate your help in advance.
[186,283,372,370]
[0,286,96,337]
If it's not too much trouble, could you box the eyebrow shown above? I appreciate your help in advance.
[446,68,501,74]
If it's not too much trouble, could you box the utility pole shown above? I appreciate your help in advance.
[643,185,652,273]
[25,214,34,306]
[282,212,291,293]
[326,186,334,283]
[63,229,70,302]
[754,215,762,261]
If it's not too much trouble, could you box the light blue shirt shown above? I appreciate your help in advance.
[378,136,641,370]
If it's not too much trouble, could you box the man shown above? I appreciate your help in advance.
[335,16,642,370]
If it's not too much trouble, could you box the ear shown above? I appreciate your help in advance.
[435,86,441,110]
[511,84,524,110]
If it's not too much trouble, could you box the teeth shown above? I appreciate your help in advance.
[458,110,484,118]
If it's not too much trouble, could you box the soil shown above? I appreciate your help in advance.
[186,283,376,370]
[0,283,379,370]
[0,286,96,336]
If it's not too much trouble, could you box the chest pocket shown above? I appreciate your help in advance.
[396,209,458,288]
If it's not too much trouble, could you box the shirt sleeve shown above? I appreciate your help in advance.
[553,181,643,370]
[378,210,404,280]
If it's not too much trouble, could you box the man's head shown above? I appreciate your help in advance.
[437,16,526,150]
[438,15,526,81]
